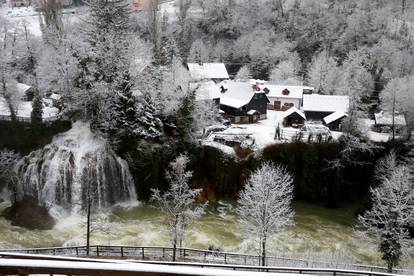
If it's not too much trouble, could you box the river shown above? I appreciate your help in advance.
[2,199,403,267]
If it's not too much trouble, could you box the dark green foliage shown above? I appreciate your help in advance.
[176,93,195,146]
[31,90,43,127]
[380,214,402,273]
[0,120,71,155]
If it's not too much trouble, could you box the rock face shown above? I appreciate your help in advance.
[2,196,55,230]
[15,122,138,213]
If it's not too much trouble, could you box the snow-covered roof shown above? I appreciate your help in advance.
[374,112,406,126]
[323,111,348,124]
[282,106,306,120]
[303,94,349,113]
[220,82,268,109]
[193,81,221,101]
[187,63,230,80]
[247,109,259,115]
[50,93,62,101]
[16,83,32,94]
[260,85,313,99]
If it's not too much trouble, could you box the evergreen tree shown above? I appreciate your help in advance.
[135,93,164,139]
[31,90,43,127]
[176,92,195,145]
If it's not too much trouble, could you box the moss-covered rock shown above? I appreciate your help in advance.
[1,196,55,230]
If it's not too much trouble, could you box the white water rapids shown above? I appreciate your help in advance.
[14,121,137,213]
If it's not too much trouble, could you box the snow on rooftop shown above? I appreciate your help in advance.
[187,63,230,80]
[282,106,306,120]
[323,111,348,125]
[247,109,259,115]
[16,83,32,94]
[220,82,268,109]
[374,112,406,126]
[0,96,59,119]
[193,81,221,101]
[260,85,313,99]
[303,94,349,113]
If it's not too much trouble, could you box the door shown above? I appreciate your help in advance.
[274,101,281,111]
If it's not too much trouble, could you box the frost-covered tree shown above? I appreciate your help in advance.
[269,55,302,85]
[151,155,205,261]
[380,76,414,129]
[188,39,210,64]
[135,93,164,140]
[237,162,294,266]
[358,153,414,272]
[307,51,340,94]
[234,65,251,81]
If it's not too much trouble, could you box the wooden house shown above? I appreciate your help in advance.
[187,63,229,83]
[259,84,314,111]
[219,82,270,124]
[281,106,306,127]
[374,111,406,134]
[303,94,349,129]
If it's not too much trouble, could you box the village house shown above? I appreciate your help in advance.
[192,81,221,106]
[281,106,306,127]
[219,82,270,124]
[187,63,230,83]
[303,94,349,131]
[259,84,314,111]
[374,111,407,135]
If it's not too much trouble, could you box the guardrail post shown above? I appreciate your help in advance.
[121,247,124,258]
[53,249,56,256]
[75,247,78,256]
[244,255,247,265]
[142,248,145,259]
[162,248,165,259]
[224,253,227,264]
[204,251,207,261]
[96,246,99,257]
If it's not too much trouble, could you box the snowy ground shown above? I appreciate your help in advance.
[0,97,59,120]
[0,5,81,37]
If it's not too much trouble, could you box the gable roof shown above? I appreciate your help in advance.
[375,112,406,126]
[303,94,349,113]
[323,111,348,124]
[193,81,221,101]
[282,106,306,120]
[187,63,229,80]
[260,85,313,99]
[220,82,269,109]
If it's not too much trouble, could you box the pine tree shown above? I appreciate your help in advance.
[176,92,195,145]
[135,93,163,139]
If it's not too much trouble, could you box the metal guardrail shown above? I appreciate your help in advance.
[1,245,411,275]
[0,252,409,276]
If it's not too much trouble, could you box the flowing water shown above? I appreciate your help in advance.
[0,199,401,267]
[1,122,412,269]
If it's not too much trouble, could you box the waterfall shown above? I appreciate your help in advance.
[15,121,137,212]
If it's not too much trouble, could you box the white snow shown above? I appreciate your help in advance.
[188,63,229,80]
[323,111,348,125]
[282,107,306,120]
[0,96,59,120]
[0,258,309,276]
[220,82,268,109]
[259,84,313,99]
[193,81,221,101]
[303,95,349,113]
[374,112,406,126]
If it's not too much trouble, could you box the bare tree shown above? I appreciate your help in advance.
[237,162,294,266]
[151,154,205,261]
[358,153,414,273]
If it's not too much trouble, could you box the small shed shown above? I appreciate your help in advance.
[374,112,407,134]
[323,111,348,131]
[281,106,306,127]
[16,83,35,101]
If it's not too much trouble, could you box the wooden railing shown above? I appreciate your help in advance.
[1,245,412,275]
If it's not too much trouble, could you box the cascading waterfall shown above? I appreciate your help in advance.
[15,121,137,213]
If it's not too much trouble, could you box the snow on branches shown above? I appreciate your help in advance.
[358,152,414,272]
[237,162,294,266]
[151,154,205,261]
